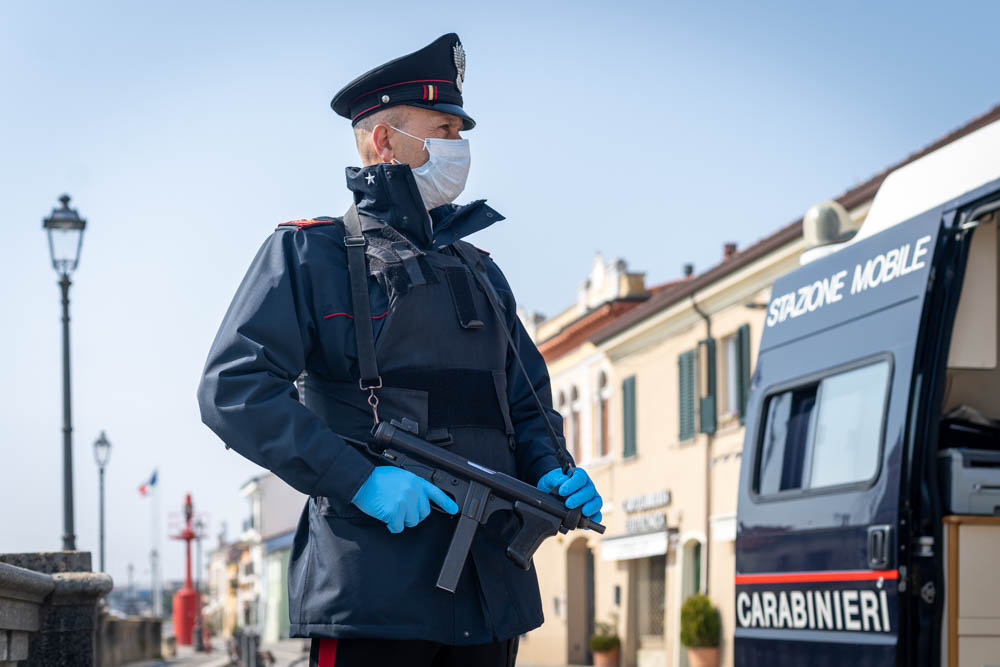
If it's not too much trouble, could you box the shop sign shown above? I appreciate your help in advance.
[625,512,667,534]
[622,489,671,513]
[601,530,669,561]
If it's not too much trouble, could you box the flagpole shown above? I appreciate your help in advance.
[152,476,162,617]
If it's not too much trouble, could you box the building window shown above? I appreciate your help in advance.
[678,350,696,441]
[570,386,581,462]
[721,325,752,423]
[597,371,610,458]
[622,375,637,459]
[557,391,567,432]
[692,542,702,594]
[637,555,666,638]
[756,359,891,495]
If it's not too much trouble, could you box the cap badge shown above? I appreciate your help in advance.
[453,41,466,93]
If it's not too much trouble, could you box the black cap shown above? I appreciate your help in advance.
[331,33,475,130]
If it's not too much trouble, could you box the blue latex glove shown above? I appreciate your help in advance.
[537,467,603,525]
[351,467,459,533]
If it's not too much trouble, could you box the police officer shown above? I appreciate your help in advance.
[197,33,603,667]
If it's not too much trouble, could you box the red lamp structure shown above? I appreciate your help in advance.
[170,494,200,646]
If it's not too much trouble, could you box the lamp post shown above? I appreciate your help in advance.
[43,194,87,551]
[193,516,206,651]
[93,431,111,571]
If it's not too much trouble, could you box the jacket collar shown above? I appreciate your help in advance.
[345,163,504,249]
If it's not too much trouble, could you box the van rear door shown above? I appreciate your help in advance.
[734,209,942,666]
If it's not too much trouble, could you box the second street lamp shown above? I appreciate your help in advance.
[43,194,87,552]
[93,431,111,572]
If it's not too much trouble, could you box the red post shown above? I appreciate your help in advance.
[170,493,199,646]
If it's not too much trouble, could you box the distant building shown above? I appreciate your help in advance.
[238,473,307,642]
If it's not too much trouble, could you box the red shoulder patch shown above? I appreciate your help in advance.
[473,245,491,256]
[275,218,337,230]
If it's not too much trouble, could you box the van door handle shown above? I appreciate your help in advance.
[868,525,892,569]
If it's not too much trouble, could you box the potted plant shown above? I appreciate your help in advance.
[680,594,721,667]
[589,620,621,667]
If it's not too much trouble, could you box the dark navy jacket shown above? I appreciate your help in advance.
[197,162,566,643]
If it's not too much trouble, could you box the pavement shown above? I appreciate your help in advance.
[128,638,581,667]
[127,638,311,666]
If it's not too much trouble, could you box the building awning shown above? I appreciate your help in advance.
[600,531,668,561]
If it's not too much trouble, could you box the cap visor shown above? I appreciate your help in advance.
[405,102,476,130]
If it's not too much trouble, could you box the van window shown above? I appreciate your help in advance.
[756,360,890,495]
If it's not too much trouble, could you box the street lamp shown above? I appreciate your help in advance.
[193,516,206,651]
[43,194,87,551]
[93,431,111,572]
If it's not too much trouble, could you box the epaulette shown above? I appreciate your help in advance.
[473,246,490,256]
[275,217,338,231]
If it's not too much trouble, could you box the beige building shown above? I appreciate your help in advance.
[520,240,801,667]
[518,105,1000,667]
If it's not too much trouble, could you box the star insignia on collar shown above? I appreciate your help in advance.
[365,172,375,185]
[453,41,465,93]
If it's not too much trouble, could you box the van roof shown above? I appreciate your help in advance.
[853,118,1000,243]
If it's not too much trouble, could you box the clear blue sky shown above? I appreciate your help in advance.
[2,0,998,590]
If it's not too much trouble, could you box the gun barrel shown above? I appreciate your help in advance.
[373,421,605,534]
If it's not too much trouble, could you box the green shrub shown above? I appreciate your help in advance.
[680,594,720,648]
[589,621,620,653]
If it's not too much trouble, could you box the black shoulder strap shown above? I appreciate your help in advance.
[452,242,574,474]
[343,205,382,398]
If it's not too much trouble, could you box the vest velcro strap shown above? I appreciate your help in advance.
[444,267,485,330]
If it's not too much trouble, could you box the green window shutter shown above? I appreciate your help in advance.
[737,324,751,425]
[698,338,717,435]
[622,376,637,458]
[678,351,695,441]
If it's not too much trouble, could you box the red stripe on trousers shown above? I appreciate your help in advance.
[318,638,338,666]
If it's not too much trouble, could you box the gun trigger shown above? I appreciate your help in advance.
[506,501,562,570]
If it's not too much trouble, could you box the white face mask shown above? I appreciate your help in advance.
[390,125,471,210]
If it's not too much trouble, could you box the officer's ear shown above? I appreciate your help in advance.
[371,123,395,163]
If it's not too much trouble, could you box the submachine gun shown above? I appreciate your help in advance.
[367,418,606,593]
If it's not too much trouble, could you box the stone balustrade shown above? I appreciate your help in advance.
[0,552,113,666]
[0,561,54,666]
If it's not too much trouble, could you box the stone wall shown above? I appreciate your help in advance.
[95,614,162,667]
[0,552,112,666]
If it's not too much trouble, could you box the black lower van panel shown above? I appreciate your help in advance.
[735,632,896,666]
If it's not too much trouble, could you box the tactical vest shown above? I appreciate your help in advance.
[288,206,544,644]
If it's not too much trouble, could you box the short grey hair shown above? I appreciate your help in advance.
[353,106,407,144]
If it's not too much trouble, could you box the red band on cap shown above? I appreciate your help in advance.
[351,104,382,121]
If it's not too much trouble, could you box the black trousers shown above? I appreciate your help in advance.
[309,637,519,667]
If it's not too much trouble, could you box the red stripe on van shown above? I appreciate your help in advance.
[735,569,898,585]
